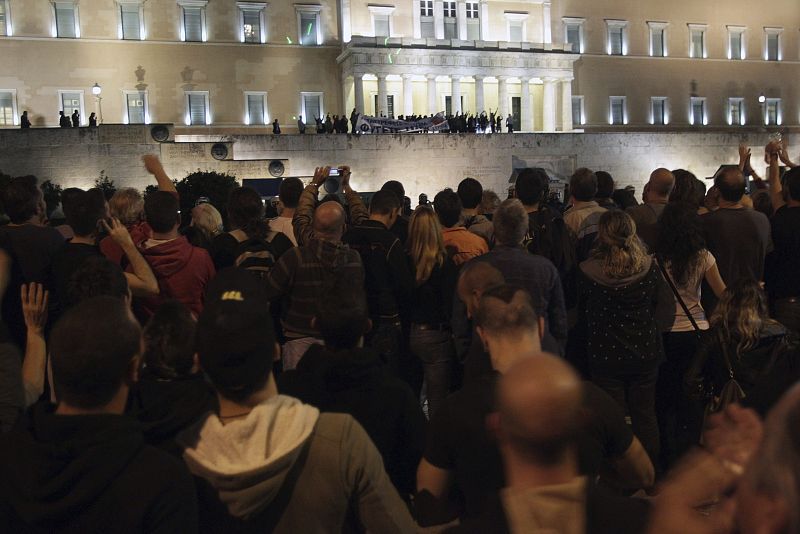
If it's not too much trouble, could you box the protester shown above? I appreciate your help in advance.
[434,188,488,265]
[20,111,31,129]
[578,209,664,463]
[178,269,415,532]
[185,201,223,250]
[670,169,706,212]
[406,205,459,417]
[0,297,199,532]
[655,202,727,468]
[267,177,303,246]
[67,256,131,307]
[765,166,800,333]
[627,168,675,252]
[595,170,618,209]
[381,180,410,243]
[278,277,425,500]
[457,178,493,245]
[563,168,606,237]
[479,189,501,219]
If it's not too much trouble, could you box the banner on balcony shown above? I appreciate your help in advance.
[355,112,449,134]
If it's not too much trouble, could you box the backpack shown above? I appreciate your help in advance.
[234,237,276,279]
[523,208,578,308]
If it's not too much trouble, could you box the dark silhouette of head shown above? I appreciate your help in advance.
[278,177,303,209]
[569,168,598,202]
[433,188,462,228]
[1,175,43,224]
[595,171,615,199]
[144,191,180,234]
[714,167,747,203]
[227,187,266,238]
[515,168,550,206]
[457,178,484,210]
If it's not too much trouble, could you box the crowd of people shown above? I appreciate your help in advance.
[0,140,798,533]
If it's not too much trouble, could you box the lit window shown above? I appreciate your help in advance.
[765,98,781,125]
[420,0,434,38]
[369,5,394,38]
[690,97,707,125]
[688,24,707,58]
[505,12,528,42]
[296,5,321,46]
[239,3,266,44]
[563,17,584,53]
[728,98,745,125]
[59,91,84,125]
[648,22,668,57]
[443,1,457,39]
[179,1,207,42]
[120,4,142,40]
[0,1,10,37]
[245,92,268,125]
[0,90,16,125]
[185,91,210,125]
[466,2,479,40]
[728,26,745,59]
[571,96,584,125]
[609,96,626,125]
[125,91,148,124]
[765,28,782,61]
[651,97,668,125]
[54,2,79,38]
[301,92,324,122]
[606,20,627,56]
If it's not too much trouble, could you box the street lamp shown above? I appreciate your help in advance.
[758,93,766,104]
[92,83,103,125]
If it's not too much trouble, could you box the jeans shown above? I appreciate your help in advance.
[592,367,660,467]
[282,337,323,371]
[409,326,455,418]
[367,320,403,378]
[773,297,800,335]
[657,331,704,471]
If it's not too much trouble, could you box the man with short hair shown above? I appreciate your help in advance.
[703,166,771,287]
[434,188,488,266]
[626,168,675,251]
[0,297,199,532]
[457,178,494,245]
[135,190,215,319]
[595,170,618,209]
[0,175,65,348]
[563,168,606,237]
[267,166,365,369]
[268,176,303,246]
[381,180,409,243]
[343,189,415,377]
[67,256,131,307]
[178,269,415,533]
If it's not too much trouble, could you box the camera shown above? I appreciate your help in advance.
[328,167,343,177]
[324,167,344,194]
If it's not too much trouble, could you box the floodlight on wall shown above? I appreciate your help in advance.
[758,94,766,104]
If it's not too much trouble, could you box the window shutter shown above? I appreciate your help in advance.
[127,93,146,124]
[303,95,320,120]
[189,94,206,125]
[247,94,265,124]
[0,92,13,125]
[121,6,141,40]
[509,22,522,42]
[183,7,203,41]
[55,4,77,38]
[374,15,389,37]
[0,3,7,36]
[567,25,580,50]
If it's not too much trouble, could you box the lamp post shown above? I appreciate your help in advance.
[92,83,103,125]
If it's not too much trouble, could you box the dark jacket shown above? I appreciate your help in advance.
[578,259,665,375]
[410,257,459,326]
[343,220,415,319]
[0,403,198,533]
[685,323,800,415]
[127,370,218,457]
[135,236,216,319]
[278,345,425,498]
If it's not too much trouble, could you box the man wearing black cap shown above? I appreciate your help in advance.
[178,269,415,532]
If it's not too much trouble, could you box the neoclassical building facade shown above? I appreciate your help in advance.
[0,0,796,132]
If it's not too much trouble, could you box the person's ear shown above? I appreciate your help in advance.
[538,316,545,343]
[273,342,281,363]
[191,353,201,374]
[476,326,489,352]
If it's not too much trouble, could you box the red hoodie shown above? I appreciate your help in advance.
[100,222,152,266]
[132,236,215,320]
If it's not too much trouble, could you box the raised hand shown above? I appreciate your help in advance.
[100,217,135,249]
[703,404,764,473]
[21,283,49,335]
[738,144,751,171]
[142,154,164,176]
[312,167,331,187]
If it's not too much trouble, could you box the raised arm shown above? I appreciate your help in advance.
[142,154,178,194]
[101,218,159,297]
[21,283,48,406]
[340,166,369,226]
[766,142,785,210]
[293,167,328,247]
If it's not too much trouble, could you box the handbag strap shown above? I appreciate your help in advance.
[656,255,702,333]
[716,329,736,380]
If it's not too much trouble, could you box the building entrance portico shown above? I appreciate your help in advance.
[338,37,578,132]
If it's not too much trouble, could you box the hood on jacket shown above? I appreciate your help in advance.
[308,238,357,272]
[141,236,196,277]
[178,395,319,520]
[0,403,144,525]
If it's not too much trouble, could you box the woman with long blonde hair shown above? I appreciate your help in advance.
[578,209,665,462]
[407,205,458,418]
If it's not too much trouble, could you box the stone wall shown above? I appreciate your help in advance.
[0,125,796,203]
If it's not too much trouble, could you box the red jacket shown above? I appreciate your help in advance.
[100,222,151,266]
[133,236,215,320]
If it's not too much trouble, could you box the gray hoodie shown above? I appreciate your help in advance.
[179,394,415,533]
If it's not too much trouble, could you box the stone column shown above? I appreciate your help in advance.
[520,77,532,132]
[542,77,556,132]
[497,75,509,117]
[561,78,573,131]
[403,74,414,117]
[412,0,421,38]
[427,74,438,115]
[479,2,489,40]
[451,75,462,114]
[377,74,388,117]
[434,0,444,39]
[353,73,365,115]
[542,1,552,44]
[474,75,485,114]
[457,1,467,40]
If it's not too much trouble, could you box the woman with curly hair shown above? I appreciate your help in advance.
[578,209,665,464]
[669,169,706,212]
[655,202,726,468]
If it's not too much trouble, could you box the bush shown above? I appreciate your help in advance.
[95,171,117,200]
[40,180,63,219]
[174,170,239,226]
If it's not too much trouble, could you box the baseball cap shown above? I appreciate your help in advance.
[196,268,275,392]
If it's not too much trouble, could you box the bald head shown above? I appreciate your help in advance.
[497,353,583,466]
[648,168,676,199]
[715,167,747,203]
[457,261,505,317]
[313,200,346,241]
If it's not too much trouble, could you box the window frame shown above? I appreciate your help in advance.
[650,96,668,125]
[465,2,479,40]
[123,89,149,124]
[562,17,585,53]
[727,26,746,60]
[419,0,434,38]
[118,1,144,41]
[238,2,267,44]
[609,96,626,125]
[690,96,707,126]
[605,19,627,56]
[0,0,12,37]
[295,4,322,46]
[0,89,18,126]
[244,91,269,125]
[728,97,745,126]
[368,5,395,38]
[764,97,781,126]
[647,21,668,57]
[300,91,324,123]
[184,90,211,126]
[571,95,585,125]
[57,89,85,126]
[688,23,707,59]
[178,0,208,42]
[764,27,782,61]
[504,12,528,42]
[53,1,80,39]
